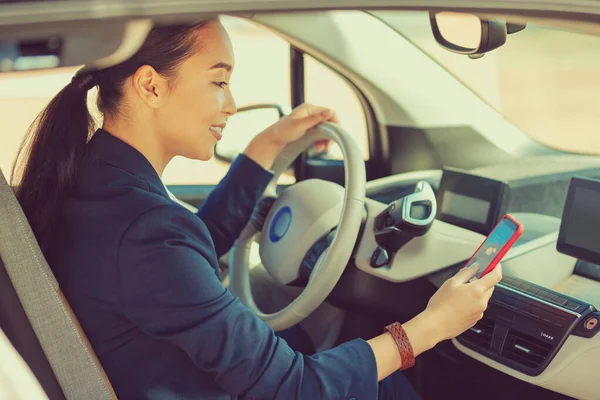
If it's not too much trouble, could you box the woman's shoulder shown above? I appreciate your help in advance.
[72,164,209,242]
[118,201,218,265]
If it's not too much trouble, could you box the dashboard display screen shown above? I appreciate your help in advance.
[436,168,509,235]
[564,187,600,253]
[558,177,600,265]
[441,191,491,224]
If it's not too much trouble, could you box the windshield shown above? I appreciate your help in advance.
[375,11,600,155]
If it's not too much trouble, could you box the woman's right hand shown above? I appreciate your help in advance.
[368,264,502,380]
[424,263,503,343]
[369,264,502,380]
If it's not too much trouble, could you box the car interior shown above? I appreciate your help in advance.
[1,2,600,399]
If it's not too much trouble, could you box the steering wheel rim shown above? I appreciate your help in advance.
[229,122,366,331]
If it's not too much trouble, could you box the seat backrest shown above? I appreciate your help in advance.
[0,326,48,399]
[0,169,116,399]
[0,256,65,399]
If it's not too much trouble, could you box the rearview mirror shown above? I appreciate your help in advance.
[214,104,284,163]
[429,12,507,58]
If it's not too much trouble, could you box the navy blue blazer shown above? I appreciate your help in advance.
[50,129,378,399]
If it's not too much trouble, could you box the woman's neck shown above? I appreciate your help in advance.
[102,116,171,177]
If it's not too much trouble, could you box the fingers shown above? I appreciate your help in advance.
[476,263,503,291]
[326,109,340,124]
[314,140,331,153]
[295,109,328,130]
[295,104,339,128]
[452,264,480,285]
[483,286,495,302]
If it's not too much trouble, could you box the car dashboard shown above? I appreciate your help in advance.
[362,154,600,400]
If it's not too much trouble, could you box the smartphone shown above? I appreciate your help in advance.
[464,214,524,279]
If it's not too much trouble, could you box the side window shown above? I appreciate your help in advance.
[162,17,371,185]
[0,69,80,181]
[1,18,370,189]
[304,55,370,160]
[162,17,294,185]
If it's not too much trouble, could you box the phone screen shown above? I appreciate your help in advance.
[466,217,519,278]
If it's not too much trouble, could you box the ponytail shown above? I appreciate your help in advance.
[12,20,214,256]
[11,70,96,255]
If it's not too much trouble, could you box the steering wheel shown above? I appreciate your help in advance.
[229,122,366,331]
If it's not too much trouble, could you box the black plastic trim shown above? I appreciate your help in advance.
[456,277,592,377]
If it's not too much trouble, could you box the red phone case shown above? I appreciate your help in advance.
[463,214,524,278]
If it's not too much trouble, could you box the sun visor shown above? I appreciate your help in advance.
[0,18,152,73]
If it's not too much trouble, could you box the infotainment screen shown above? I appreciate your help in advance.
[437,168,510,235]
[558,176,600,265]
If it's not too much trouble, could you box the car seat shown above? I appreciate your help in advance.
[0,168,116,399]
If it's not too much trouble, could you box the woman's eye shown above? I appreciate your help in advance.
[214,81,228,88]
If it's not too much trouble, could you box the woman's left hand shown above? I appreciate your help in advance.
[244,103,338,170]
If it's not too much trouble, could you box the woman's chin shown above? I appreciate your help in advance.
[179,146,214,162]
[196,150,214,162]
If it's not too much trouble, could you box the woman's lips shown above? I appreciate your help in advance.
[209,126,223,141]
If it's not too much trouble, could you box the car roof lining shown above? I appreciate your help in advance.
[1,7,600,75]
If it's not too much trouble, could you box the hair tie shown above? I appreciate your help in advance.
[71,69,97,91]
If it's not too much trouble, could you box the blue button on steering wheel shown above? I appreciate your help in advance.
[269,206,292,243]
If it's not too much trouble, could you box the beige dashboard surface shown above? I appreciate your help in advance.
[554,274,600,309]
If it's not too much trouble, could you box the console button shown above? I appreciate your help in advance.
[572,312,600,338]
[529,287,541,296]
[585,317,598,331]
[543,292,558,303]
[370,246,389,268]
[536,289,548,299]
[553,297,568,307]
[565,301,581,311]
[502,277,516,286]
[517,282,530,291]
[544,293,559,302]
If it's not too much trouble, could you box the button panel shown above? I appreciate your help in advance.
[458,281,588,377]
[500,276,586,313]
[490,290,579,333]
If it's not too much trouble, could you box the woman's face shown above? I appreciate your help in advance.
[156,21,237,161]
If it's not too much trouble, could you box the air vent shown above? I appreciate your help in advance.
[460,316,495,349]
[502,329,554,369]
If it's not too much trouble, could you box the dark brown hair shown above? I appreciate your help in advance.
[11,20,214,255]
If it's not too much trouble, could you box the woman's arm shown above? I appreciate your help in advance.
[368,312,438,380]
[119,205,381,398]
[195,153,272,258]
[196,104,337,257]
[369,264,501,380]
[119,205,501,398]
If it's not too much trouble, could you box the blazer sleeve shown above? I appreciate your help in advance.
[196,154,273,258]
[117,205,379,399]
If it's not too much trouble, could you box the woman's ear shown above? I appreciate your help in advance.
[132,65,168,108]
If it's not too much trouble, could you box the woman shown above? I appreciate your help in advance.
[13,18,501,399]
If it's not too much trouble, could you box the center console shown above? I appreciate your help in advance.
[456,176,600,376]
[457,276,597,376]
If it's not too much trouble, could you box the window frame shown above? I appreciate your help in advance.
[289,45,387,182]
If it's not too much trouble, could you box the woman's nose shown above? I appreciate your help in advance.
[223,88,237,116]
